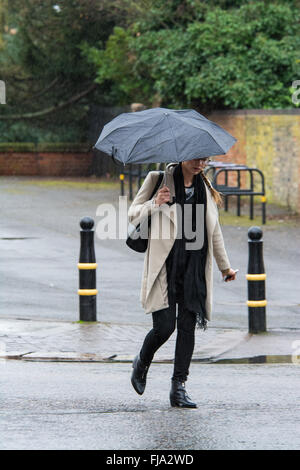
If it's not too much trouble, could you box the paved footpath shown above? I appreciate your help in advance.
[1,318,299,364]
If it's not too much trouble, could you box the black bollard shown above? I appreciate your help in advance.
[78,217,97,321]
[247,226,267,333]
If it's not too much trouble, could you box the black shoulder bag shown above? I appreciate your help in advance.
[126,171,164,253]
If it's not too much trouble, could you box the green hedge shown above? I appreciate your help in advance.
[0,143,92,153]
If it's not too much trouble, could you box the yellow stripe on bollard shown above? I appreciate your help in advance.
[120,174,125,180]
[247,300,267,307]
[78,289,98,296]
[261,196,266,202]
[246,273,266,281]
[77,263,98,270]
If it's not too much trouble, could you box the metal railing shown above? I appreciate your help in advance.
[119,160,267,224]
[205,162,266,224]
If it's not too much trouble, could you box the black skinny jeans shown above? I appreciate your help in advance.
[139,293,197,382]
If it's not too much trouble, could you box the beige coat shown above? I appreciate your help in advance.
[128,163,231,321]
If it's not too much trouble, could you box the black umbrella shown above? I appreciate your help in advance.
[94,107,237,164]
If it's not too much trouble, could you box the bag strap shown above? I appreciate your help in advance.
[149,171,164,201]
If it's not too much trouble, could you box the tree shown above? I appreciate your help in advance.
[0,0,8,49]
[82,0,300,110]
[0,0,123,141]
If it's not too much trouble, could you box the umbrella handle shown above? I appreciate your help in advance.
[166,196,176,206]
[111,146,124,167]
[161,171,176,206]
[112,154,119,166]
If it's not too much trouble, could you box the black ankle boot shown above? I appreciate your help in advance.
[170,379,197,408]
[131,354,150,395]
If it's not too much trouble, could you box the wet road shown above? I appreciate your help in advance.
[1,360,299,450]
[1,177,299,329]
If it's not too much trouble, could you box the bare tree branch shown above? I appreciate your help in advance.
[0,83,97,120]
[22,77,60,103]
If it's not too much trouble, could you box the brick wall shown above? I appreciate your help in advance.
[0,151,93,177]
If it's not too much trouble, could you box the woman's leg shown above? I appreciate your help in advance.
[131,295,176,395]
[172,302,197,382]
[139,299,177,366]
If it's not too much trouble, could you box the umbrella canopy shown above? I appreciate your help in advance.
[94,107,237,164]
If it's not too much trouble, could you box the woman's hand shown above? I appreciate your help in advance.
[154,185,171,206]
[222,268,237,282]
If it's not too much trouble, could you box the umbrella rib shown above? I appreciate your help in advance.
[205,129,231,154]
[172,114,227,154]
[165,114,179,160]
[99,115,156,143]
[126,114,165,162]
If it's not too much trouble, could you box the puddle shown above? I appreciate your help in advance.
[212,355,295,364]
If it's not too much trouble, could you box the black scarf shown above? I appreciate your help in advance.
[166,163,208,330]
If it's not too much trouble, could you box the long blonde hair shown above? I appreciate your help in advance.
[200,170,223,208]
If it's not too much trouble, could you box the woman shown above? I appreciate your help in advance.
[128,158,237,408]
